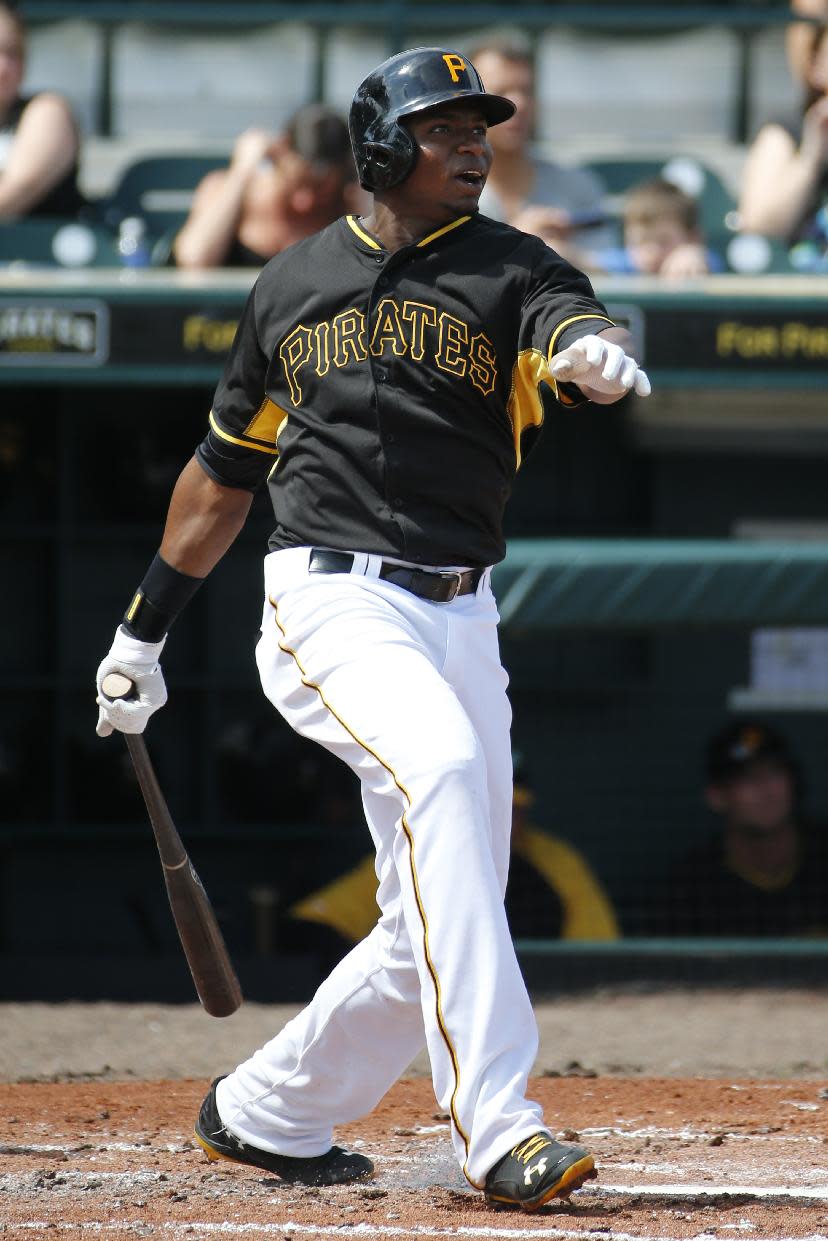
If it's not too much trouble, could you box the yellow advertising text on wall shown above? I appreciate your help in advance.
[717,321,828,360]
[183,315,239,353]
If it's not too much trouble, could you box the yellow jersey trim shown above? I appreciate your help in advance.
[727,856,798,892]
[268,595,477,1187]
[346,215,381,250]
[417,215,472,248]
[506,348,553,470]
[209,410,278,456]
[243,396,289,448]
[547,313,615,360]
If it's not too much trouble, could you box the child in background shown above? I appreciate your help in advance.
[598,177,721,276]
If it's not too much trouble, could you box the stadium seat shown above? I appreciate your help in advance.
[0,218,121,268]
[97,153,229,240]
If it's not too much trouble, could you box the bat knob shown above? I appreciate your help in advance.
[101,671,136,701]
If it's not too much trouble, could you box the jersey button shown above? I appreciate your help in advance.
[374,255,383,264]
[377,371,387,383]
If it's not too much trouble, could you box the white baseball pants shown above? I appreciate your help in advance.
[216,545,544,1186]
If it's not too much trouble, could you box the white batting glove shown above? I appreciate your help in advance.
[550,334,651,397]
[96,626,167,737]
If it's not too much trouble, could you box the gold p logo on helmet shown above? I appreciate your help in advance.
[442,53,466,83]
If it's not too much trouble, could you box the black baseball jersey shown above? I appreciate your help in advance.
[657,827,828,937]
[196,211,615,568]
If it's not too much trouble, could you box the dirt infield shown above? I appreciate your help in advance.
[1,992,827,1240]
[2,1077,828,1239]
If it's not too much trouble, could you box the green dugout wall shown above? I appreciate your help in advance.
[2,273,828,998]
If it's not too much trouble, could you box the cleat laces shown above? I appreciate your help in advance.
[511,1134,553,1165]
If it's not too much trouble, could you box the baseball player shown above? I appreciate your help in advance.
[96,48,650,1211]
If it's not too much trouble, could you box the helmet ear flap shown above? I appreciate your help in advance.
[361,124,417,191]
[364,141,394,171]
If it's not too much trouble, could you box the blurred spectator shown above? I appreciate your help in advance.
[467,38,613,267]
[739,22,828,266]
[0,0,84,219]
[597,177,721,277]
[173,103,362,269]
[656,721,828,937]
[787,0,828,85]
[283,753,619,977]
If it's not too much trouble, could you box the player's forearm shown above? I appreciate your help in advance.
[97,460,252,731]
[158,455,253,578]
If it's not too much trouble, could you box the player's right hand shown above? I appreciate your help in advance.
[95,626,168,737]
[550,334,651,397]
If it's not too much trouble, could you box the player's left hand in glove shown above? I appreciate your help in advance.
[96,626,167,736]
[550,333,651,397]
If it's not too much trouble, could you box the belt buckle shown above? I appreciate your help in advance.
[438,571,463,601]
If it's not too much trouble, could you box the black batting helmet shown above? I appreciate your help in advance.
[349,47,515,192]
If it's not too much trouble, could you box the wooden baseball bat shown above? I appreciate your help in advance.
[101,672,243,1018]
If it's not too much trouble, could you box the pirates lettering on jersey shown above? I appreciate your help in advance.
[198,211,617,568]
[279,297,498,407]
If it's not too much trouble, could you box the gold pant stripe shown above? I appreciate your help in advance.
[268,595,476,1181]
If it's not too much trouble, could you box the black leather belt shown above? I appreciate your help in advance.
[308,549,483,603]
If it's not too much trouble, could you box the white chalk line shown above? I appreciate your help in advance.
[578,1126,819,1144]
[0,1141,188,1155]
[9,1223,828,1240]
[5,1168,828,1203]
[584,1183,828,1201]
[611,1159,828,1181]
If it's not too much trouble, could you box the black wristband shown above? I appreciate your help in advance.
[122,553,205,643]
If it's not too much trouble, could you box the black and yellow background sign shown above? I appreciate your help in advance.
[0,293,825,379]
[0,298,109,365]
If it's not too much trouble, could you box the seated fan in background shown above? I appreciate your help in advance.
[0,0,85,220]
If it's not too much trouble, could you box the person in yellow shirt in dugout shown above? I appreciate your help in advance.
[290,753,619,954]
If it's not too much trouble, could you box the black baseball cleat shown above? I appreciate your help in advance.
[194,1077,374,1186]
[484,1131,597,1212]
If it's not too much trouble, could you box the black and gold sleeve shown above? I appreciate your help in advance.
[195,281,285,491]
